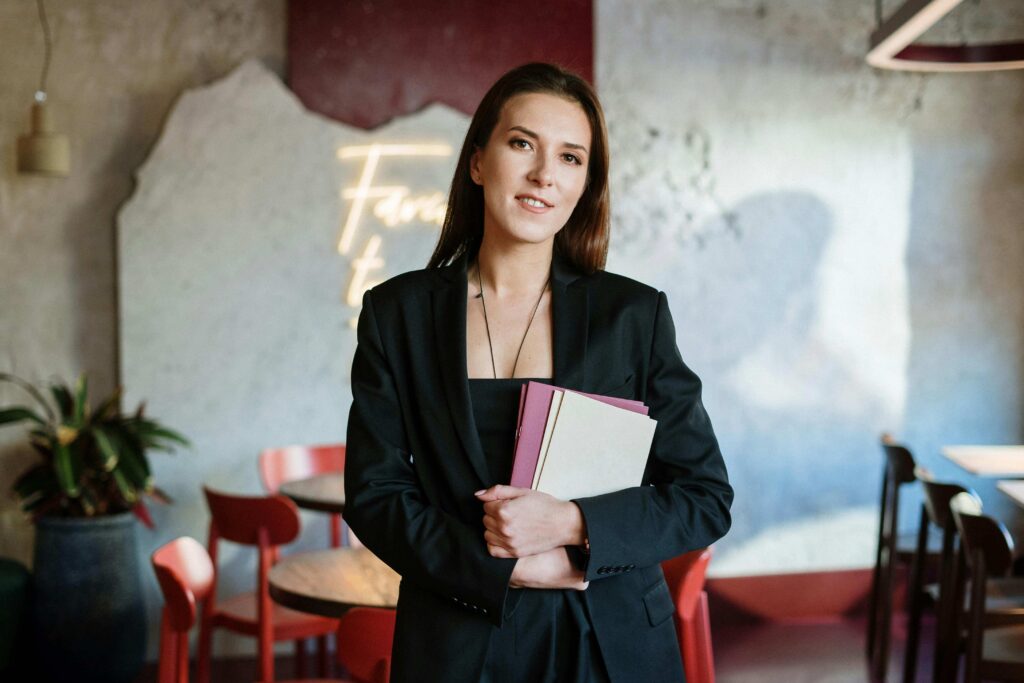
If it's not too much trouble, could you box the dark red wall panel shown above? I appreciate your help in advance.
[288,0,593,129]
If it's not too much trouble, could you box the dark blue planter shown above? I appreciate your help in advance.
[32,512,146,683]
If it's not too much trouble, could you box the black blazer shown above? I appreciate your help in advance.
[345,254,732,682]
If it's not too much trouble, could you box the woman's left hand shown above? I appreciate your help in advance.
[475,485,586,558]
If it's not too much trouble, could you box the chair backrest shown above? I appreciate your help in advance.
[203,486,301,547]
[152,537,215,631]
[335,607,397,683]
[882,442,918,485]
[258,444,346,494]
[951,493,1015,577]
[661,548,712,619]
[921,480,976,532]
[152,536,216,683]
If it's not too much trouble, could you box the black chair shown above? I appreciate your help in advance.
[950,494,1024,683]
[868,437,941,682]
[909,480,981,683]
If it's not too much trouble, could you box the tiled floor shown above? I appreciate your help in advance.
[130,615,930,682]
[716,616,934,683]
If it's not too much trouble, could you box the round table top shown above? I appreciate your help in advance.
[269,547,400,618]
[279,472,345,513]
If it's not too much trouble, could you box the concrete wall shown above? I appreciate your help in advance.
[597,0,1024,574]
[1,0,1022,659]
[0,0,285,564]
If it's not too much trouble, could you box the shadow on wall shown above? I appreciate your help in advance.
[682,191,894,568]
[900,120,1024,539]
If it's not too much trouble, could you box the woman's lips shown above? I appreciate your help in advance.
[516,195,554,213]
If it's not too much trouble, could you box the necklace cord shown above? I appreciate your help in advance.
[476,265,549,379]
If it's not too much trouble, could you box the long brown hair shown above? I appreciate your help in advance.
[426,63,610,273]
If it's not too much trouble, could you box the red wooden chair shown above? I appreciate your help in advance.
[259,444,353,548]
[152,536,394,683]
[198,487,338,683]
[662,548,715,683]
[334,608,396,683]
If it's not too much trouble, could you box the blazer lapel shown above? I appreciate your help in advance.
[431,255,492,485]
[430,252,591,487]
[551,254,589,391]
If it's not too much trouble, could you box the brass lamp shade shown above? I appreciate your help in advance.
[17,101,69,176]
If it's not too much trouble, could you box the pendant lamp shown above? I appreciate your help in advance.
[17,0,69,176]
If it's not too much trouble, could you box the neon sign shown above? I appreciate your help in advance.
[337,143,453,317]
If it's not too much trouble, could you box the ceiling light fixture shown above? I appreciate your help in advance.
[867,0,1024,72]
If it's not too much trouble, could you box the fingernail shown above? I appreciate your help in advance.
[474,489,486,496]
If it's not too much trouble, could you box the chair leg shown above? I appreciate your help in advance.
[177,632,189,683]
[196,618,213,683]
[874,480,901,682]
[933,534,961,683]
[868,471,892,663]
[294,638,307,678]
[695,591,715,683]
[963,556,986,683]
[317,634,329,677]
[903,506,929,683]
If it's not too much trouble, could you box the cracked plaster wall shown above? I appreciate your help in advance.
[0,0,1022,658]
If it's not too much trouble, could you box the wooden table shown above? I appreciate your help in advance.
[269,547,399,618]
[942,446,1024,477]
[279,472,345,513]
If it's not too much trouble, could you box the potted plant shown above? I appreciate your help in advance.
[0,372,188,683]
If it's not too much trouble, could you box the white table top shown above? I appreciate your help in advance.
[942,445,1024,477]
[998,480,1024,507]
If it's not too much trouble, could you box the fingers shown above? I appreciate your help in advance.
[474,485,528,502]
[486,540,514,558]
[484,530,514,556]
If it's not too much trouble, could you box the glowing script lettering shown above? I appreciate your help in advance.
[337,143,453,322]
[336,143,452,255]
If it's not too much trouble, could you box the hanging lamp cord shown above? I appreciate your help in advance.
[35,0,52,100]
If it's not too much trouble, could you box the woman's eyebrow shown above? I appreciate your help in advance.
[507,125,589,154]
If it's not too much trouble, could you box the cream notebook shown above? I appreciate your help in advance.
[533,390,657,500]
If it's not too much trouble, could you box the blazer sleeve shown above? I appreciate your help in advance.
[344,289,516,626]
[573,290,733,581]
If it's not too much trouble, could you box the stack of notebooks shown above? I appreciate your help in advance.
[510,381,658,499]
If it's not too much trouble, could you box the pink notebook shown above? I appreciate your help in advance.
[509,381,649,488]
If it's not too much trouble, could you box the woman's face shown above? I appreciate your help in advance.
[470,92,592,251]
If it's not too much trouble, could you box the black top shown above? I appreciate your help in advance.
[469,378,609,683]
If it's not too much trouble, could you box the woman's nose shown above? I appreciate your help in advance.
[527,156,554,186]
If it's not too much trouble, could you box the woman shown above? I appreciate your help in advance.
[345,63,732,682]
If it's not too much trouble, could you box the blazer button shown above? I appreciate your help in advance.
[598,567,608,574]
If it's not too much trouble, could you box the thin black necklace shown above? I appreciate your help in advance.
[475,264,549,379]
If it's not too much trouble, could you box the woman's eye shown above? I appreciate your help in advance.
[562,153,582,165]
[511,138,532,150]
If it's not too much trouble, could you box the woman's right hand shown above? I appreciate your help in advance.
[509,548,589,590]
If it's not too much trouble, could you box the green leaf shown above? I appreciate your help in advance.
[0,373,57,421]
[79,487,98,516]
[92,426,120,471]
[92,387,123,421]
[0,407,46,427]
[111,469,137,504]
[117,444,153,491]
[73,374,88,424]
[50,383,74,421]
[12,464,54,500]
[52,443,80,497]
[129,417,190,448]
